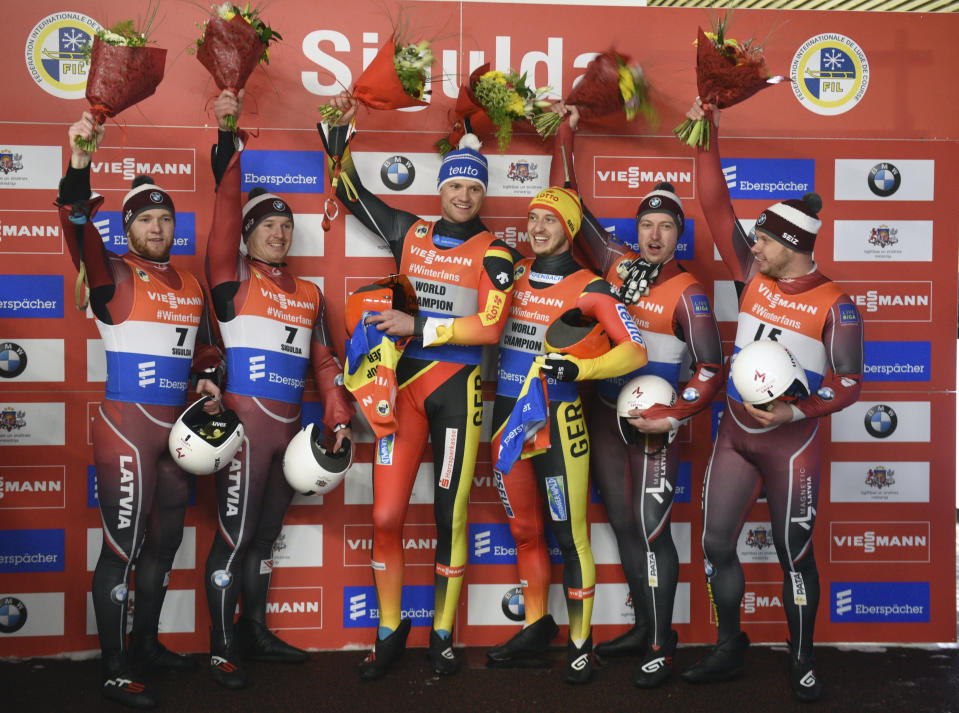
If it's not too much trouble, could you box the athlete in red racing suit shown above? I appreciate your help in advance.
[680,98,864,702]
[59,113,222,710]
[204,91,354,689]
[550,107,724,687]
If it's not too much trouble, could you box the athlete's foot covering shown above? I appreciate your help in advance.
[564,635,593,685]
[130,634,197,672]
[427,629,459,675]
[681,631,750,684]
[633,630,678,689]
[236,617,308,663]
[788,645,822,703]
[486,615,559,663]
[594,623,649,658]
[102,652,157,710]
[359,618,411,680]
[209,631,246,690]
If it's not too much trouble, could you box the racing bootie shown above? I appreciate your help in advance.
[788,643,822,703]
[358,618,411,680]
[564,634,593,685]
[236,616,308,663]
[427,629,459,675]
[681,631,749,684]
[594,622,649,658]
[102,650,157,710]
[209,629,246,690]
[633,630,677,689]
[487,615,559,663]
[130,631,196,672]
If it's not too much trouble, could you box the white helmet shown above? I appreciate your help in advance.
[616,374,677,445]
[168,397,244,475]
[730,340,809,408]
[283,424,353,495]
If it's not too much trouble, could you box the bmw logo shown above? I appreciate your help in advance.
[110,584,129,604]
[380,155,415,191]
[500,586,525,622]
[703,558,714,577]
[681,387,700,403]
[648,196,662,208]
[149,191,163,203]
[756,212,767,226]
[0,596,27,634]
[211,569,234,589]
[864,403,897,439]
[273,199,286,211]
[868,162,901,198]
[0,342,27,379]
[817,386,835,401]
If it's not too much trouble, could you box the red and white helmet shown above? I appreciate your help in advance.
[615,374,677,445]
[282,424,353,495]
[730,340,809,408]
[168,397,244,475]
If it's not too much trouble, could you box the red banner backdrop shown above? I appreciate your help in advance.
[1,1,956,657]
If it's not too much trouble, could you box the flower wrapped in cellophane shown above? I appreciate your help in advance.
[436,64,551,155]
[317,37,433,125]
[674,15,786,150]
[77,8,166,152]
[533,50,654,139]
[194,2,281,132]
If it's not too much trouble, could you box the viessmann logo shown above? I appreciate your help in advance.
[89,148,196,191]
[839,281,931,322]
[592,157,693,199]
[829,522,929,563]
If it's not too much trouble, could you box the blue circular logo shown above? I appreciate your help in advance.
[681,387,700,403]
[110,584,128,604]
[868,163,901,198]
[0,342,27,378]
[0,596,27,633]
[500,586,525,622]
[864,404,897,439]
[149,191,163,203]
[380,156,415,191]
[211,569,233,589]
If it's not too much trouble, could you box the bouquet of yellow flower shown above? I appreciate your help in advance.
[532,50,654,139]
[674,15,785,150]
[317,36,433,125]
[77,7,166,152]
[194,2,282,132]
[436,64,551,154]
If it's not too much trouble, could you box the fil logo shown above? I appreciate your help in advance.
[137,361,156,387]
[474,530,491,556]
[722,165,737,189]
[249,355,265,381]
[835,588,852,615]
[349,592,367,621]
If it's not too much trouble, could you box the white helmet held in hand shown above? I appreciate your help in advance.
[283,424,353,495]
[730,340,809,408]
[168,397,244,475]
[616,374,677,445]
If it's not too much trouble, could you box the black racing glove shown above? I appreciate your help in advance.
[539,353,581,382]
[616,257,661,304]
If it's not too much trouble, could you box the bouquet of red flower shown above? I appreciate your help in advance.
[194,3,281,132]
[317,36,433,124]
[76,13,166,152]
[674,16,786,150]
[533,50,654,139]
[435,63,551,154]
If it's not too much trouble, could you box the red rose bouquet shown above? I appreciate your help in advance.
[674,16,786,150]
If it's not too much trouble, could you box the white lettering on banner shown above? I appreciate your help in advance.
[90,159,192,181]
[226,458,242,517]
[596,169,693,188]
[1,224,58,237]
[266,601,320,614]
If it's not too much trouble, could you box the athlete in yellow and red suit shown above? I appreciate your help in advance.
[319,95,515,678]
[486,186,647,684]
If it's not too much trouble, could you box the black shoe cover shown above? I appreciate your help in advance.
[102,652,157,710]
[788,645,822,703]
[236,617,308,663]
[209,630,246,690]
[487,615,559,663]
[564,635,593,685]
[358,618,411,681]
[130,633,196,672]
[427,629,459,675]
[633,630,677,689]
[595,623,649,658]
[681,631,750,684]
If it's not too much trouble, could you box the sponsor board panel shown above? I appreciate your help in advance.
[590,522,691,565]
[829,521,930,563]
[595,217,695,260]
[832,220,932,262]
[0,465,65,509]
[89,147,196,192]
[0,402,65,446]
[468,522,561,566]
[829,462,929,503]
[240,150,324,194]
[342,585,434,628]
[0,210,62,254]
[721,158,815,200]
[87,527,197,571]
[830,582,930,623]
[86,339,105,382]
[838,281,932,322]
[830,401,930,443]
[344,523,438,567]
[0,593,64,637]
[0,339,63,381]
[713,280,739,323]
[0,275,63,319]
[288,214,325,257]
[737,522,779,564]
[834,160,934,201]
[343,461,434,505]
[85,589,196,635]
[272,524,324,568]
[265,587,324,631]
[0,146,61,190]
[93,211,197,256]
[863,341,930,382]
[0,529,64,572]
